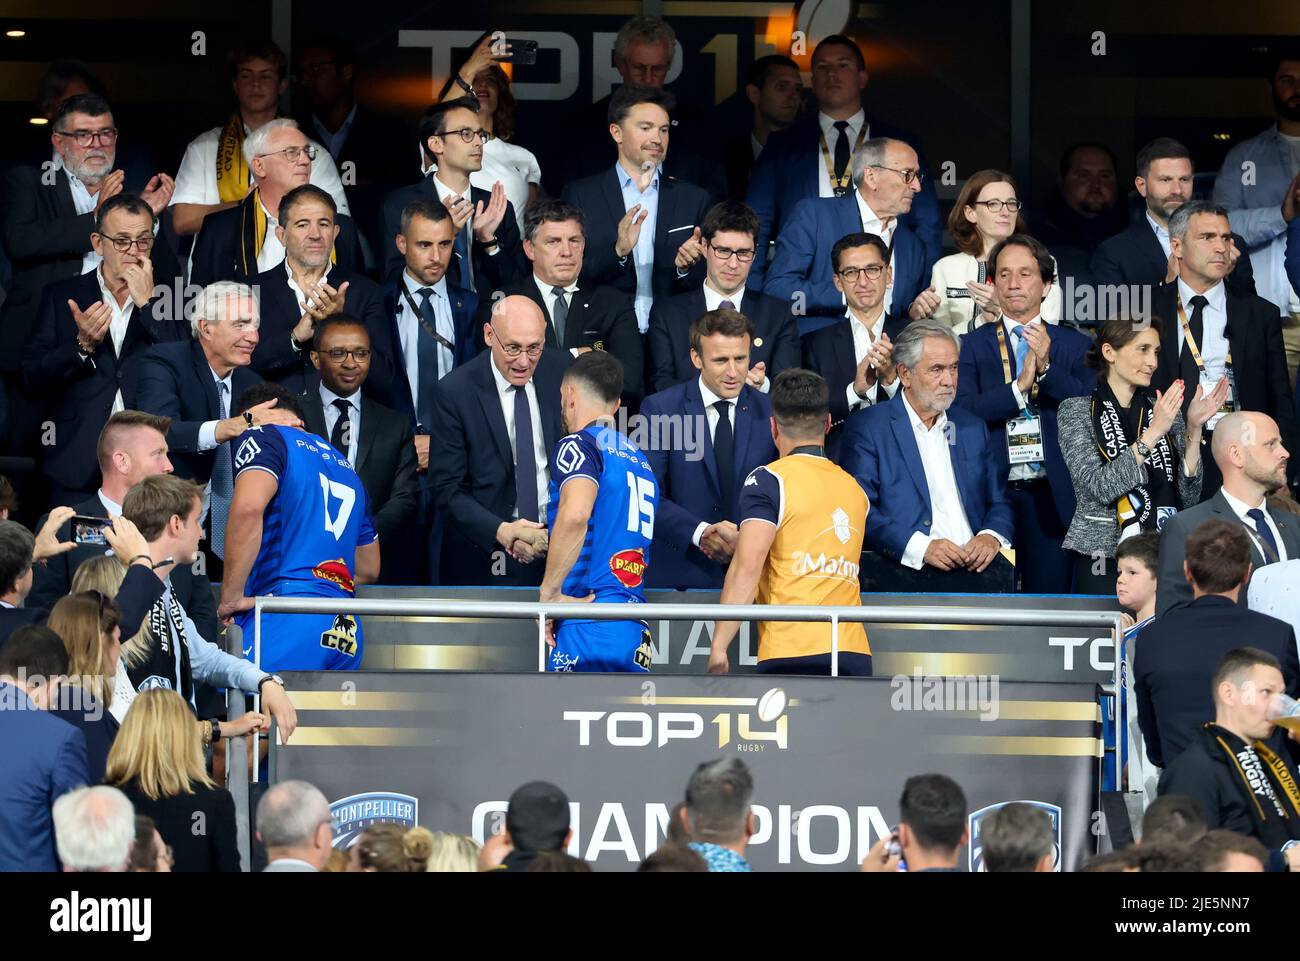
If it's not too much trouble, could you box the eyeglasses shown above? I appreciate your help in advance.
[98,234,154,253]
[258,144,317,163]
[869,164,923,185]
[317,347,372,361]
[837,264,887,282]
[437,127,492,144]
[497,342,544,358]
[55,127,118,147]
[707,244,756,263]
[974,199,1023,213]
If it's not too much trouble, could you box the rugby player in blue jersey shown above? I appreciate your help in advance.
[540,351,658,672]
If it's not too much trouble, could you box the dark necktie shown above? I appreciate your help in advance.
[719,299,736,311]
[1180,294,1208,391]
[210,381,233,559]
[551,286,569,346]
[330,398,352,457]
[1246,508,1280,565]
[415,287,440,430]
[713,400,735,520]
[832,120,851,186]
[513,385,539,522]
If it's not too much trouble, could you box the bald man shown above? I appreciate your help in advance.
[1156,411,1300,613]
[430,295,571,585]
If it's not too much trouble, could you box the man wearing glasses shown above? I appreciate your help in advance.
[765,137,931,333]
[647,200,800,394]
[431,296,567,586]
[0,93,178,463]
[22,194,187,507]
[190,119,363,287]
[380,97,527,291]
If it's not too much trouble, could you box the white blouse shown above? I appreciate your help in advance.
[929,250,1063,335]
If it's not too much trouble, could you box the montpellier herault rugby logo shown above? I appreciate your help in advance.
[968,800,1062,872]
[329,792,420,848]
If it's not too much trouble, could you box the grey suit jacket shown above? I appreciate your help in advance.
[1057,395,1202,558]
[1156,490,1300,615]
[262,859,318,872]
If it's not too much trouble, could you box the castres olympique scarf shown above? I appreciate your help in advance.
[1205,723,1300,849]
[1090,378,1177,541]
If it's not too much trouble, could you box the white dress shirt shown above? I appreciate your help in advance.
[98,490,123,516]
[533,273,581,355]
[1220,487,1289,563]
[616,160,661,333]
[432,172,495,291]
[197,365,235,451]
[1174,277,1230,384]
[488,358,549,521]
[320,382,361,466]
[91,267,136,414]
[816,109,867,198]
[1146,211,1172,260]
[854,195,898,315]
[255,198,285,273]
[690,377,737,547]
[396,271,456,403]
[845,307,899,413]
[899,390,1010,570]
[65,170,103,275]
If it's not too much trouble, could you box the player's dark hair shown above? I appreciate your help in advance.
[122,475,204,542]
[1135,137,1192,180]
[770,368,829,440]
[898,774,968,852]
[279,183,337,223]
[1115,531,1160,577]
[608,84,675,126]
[506,781,570,853]
[418,96,479,163]
[1140,795,1206,846]
[564,350,623,405]
[812,34,866,72]
[312,312,370,352]
[523,199,585,244]
[234,382,305,422]
[1212,647,1282,701]
[0,624,70,679]
[689,308,753,357]
[745,54,800,92]
[0,521,36,597]
[700,200,760,245]
[1185,519,1251,593]
[638,843,707,872]
[831,231,889,272]
[94,193,156,236]
[988,233,1055,284]
[400,198,450,236]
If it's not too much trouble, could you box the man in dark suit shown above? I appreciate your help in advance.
[431,296,566,586]
[542,15,728,202]
[0,93,176,453]
[26,410,222,656]
[763,137,930,334]
[0,519,52,645]
[801,233,909,460]
[745,35,941,284]
[301,315,419,584]
[641,309,776,590]
[1092,138,1255,298]
[647,200,799,395]
[559,85,711,337]
[1156,411,1300,614]
[955,235,1095,594]
[722,56,803,204]
[379,97,527,290]
[248,185,392,398]
[22,194,186,506]
[841,320,1015,593]
[1149,201,1299,494]
[189,119,363,287]
[0,626,88,871]
[1138,520,1300,769]
[477,199,642,403]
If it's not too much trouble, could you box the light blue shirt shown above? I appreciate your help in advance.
[1146,211,1171,260]
[398,270,455,403]
[162,579,266,701]
[617,161,660,333]
[320,381,361,467]
[313,104,357,162]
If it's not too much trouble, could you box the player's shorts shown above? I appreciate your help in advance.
[236,608,362,672]
[548,620,652,673]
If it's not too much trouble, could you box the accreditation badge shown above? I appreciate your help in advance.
[1006,415,1045,464]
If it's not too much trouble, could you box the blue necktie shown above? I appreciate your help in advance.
[210,381,234,559]
[453,211,475,291]
[1246,508,1280,565]
[414,287,441,430]
[1012,325,1042,473]
[513,385,539,522]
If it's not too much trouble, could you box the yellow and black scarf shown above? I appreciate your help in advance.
[1207,723,1300,849]
[215,113,251,204]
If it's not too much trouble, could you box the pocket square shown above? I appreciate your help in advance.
[667,224,695,234]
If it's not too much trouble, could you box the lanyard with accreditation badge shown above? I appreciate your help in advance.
[1175,294,1236,422]
[996,322,1046,465]
[820,123,868,197]
[397,282,457,356]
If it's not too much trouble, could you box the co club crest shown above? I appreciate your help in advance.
[968,800,1062,872]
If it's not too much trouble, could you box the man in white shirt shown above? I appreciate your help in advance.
[170,41,348,238]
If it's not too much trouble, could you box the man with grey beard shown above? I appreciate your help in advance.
[0,93,178,464]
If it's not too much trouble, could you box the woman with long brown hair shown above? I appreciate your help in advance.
[46,590,122,782]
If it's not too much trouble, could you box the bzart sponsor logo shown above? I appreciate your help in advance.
[329,792,419,848]
[312,557,356,593]
[609,548,647,588]
[565,687,793,751]
[968,800,1062,872]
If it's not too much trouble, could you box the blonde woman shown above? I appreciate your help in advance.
[920,170,1062,334]
[46,591,122,782]
[105,688,242,872]
[426,831,481,873]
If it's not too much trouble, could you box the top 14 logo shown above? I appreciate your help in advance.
[564,688,792,751]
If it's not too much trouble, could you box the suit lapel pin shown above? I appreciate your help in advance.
[754,337,763,348]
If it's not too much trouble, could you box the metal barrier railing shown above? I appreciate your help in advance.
[224,623,251,872]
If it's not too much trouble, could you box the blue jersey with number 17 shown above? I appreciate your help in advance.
[233,425,377,598]
[546,422,656,604]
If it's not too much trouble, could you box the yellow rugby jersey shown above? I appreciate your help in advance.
[738,448,870,660]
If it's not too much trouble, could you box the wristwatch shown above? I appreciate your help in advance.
[1135,438,1153,459]
[454,73,474,94]
[210,719,222,744]
[258,674,285,694]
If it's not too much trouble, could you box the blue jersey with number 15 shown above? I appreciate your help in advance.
[233,425,377,598]
[546,422,656,604]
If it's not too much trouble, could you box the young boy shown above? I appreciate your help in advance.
[1106,532,1160,791]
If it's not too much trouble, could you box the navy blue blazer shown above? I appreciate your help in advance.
[373,275,478,425]
[247,264,393,399]
[639,379,777,589]
[762,193,928,333]
[429,348,568,586]
[840,391,1015,561]
[0,682,88,871]
[745,114,942,286]
[560,168,711,306]
[22,271,185,494]
[954,320,1095,526]
[646,287,801,395]
[1091,220,1256,298]
[136,339,262,485]
[0,606,46,648]
[801,312,910,435]
[379,176,527,287]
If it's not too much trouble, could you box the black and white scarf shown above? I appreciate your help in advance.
[125,591,193,705]
[1091,379,1177,541]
